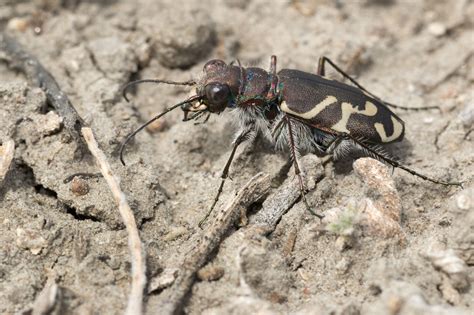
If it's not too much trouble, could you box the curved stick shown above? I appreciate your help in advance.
[82,127,146,315]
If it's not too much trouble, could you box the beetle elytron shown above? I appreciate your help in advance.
[120,56,461,225]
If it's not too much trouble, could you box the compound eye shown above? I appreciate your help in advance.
[205,83,230,109]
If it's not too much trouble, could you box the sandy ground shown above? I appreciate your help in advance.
[0,0,473,314]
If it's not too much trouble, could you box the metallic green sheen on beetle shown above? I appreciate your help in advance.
[120,56,461,225]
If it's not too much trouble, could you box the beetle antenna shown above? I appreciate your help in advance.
[119,96,201,166]
[122,79,196,102]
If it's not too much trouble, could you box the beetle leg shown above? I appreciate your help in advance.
[193,112,211,125]
[317,56,380,97]
[285,116,324,219]
[183,110,205,122]
[267,55,279,100]
[269,55,277,75]
[236,59,246,97]
[347,134,463,187]
[317,56,438,111]
[323,135,343,155]
[199,126,255,227]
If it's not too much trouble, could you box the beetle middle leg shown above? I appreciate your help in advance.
[285,115,324,219]
[317,56,438,111]
[198,126,255,227]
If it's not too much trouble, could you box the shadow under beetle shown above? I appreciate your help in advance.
[120,55,462,226]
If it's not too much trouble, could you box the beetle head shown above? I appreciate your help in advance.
[189,59,242,113]
[119,59,243,165]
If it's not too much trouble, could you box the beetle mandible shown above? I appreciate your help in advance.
[120,56,462,226]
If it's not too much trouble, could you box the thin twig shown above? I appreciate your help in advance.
[251,155,325,231]
[0,138,15,183]
[158,173,271,315]
[0,33,84,139]
[32,276,58,315]
[0,33,145,314]
[81,127,146,315]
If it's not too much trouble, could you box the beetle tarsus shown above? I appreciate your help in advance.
[199,179,225,228]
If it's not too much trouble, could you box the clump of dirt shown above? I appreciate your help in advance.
[0,0,472,314]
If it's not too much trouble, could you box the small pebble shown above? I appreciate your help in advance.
[335,257,351,275]
[197,264,225,281]
[335,235,353,252]
[148,268,178,293]
[292,0,317,16]
[71,177,89,196]
[458,102,474,129]
[145,118,168,133]
[135,40,153,68]
[423,117,434,124]
[387,296,403,315]
[455,188,472,211]
[439,275,461,305]
[163,226,188,242]
[427,22,447,37]
[0,139,15,181]
[16,227,47,255]
[7,17,29,32]
[36,111,63,135]
[423,247,469,291]
[297,268,310,282]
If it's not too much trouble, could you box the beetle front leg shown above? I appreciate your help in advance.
[285,115,324,219]
[198,126,255,227]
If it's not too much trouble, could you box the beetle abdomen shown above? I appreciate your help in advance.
[277,69,405,144]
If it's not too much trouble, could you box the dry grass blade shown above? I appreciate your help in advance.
[32,277,58,315]
[0,138,15,182]
[158,173,271,315]
[81,127,146,315]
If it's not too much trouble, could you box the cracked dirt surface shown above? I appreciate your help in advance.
[0,0,473,314]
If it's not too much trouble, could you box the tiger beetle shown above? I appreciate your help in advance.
[120,55,462,227]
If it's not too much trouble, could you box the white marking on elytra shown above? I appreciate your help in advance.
[331,101,378,133]
[280,95,338,119]
[374,116,404,142]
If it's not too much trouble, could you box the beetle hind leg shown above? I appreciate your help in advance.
[317,56,439,111]
[346,134,463,187]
